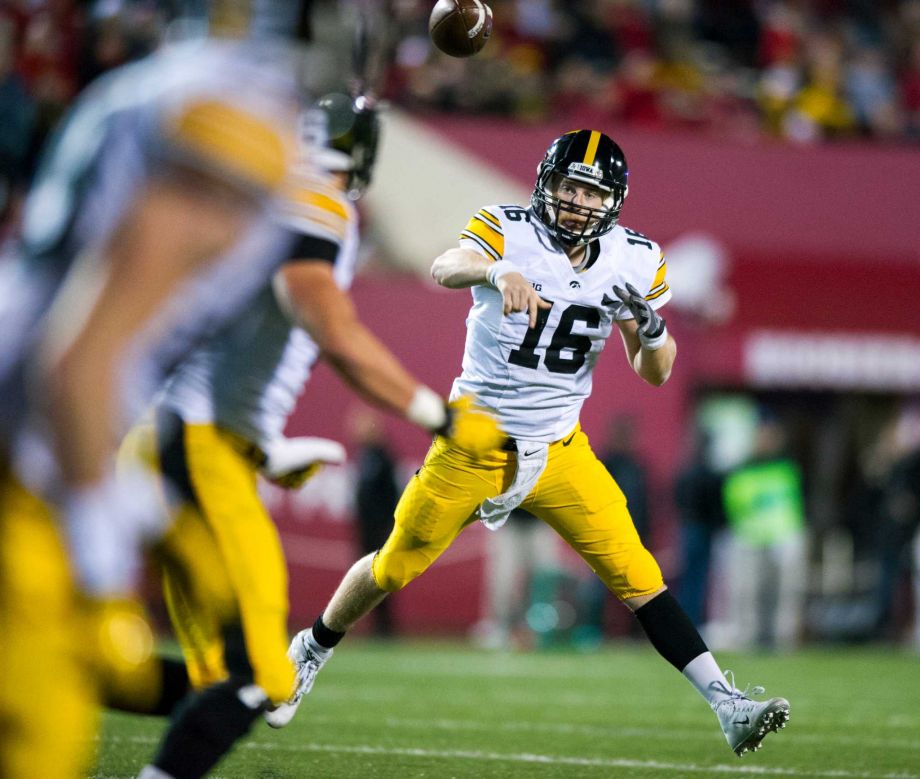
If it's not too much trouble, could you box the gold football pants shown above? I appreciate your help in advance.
[373,425,663,599]
[0,471,157,779]
[120,418,295,704]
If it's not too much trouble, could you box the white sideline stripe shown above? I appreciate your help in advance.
[101,736,919,779]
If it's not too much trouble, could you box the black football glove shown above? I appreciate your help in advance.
[613,282,667,349]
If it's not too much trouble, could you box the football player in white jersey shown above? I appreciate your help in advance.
[0,29,304,779]
[108,96,503,779]
[270,130,791,758]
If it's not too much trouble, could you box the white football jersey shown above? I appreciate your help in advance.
[158,177,359,447]
[0,39,317,490]
[451,205,670,443]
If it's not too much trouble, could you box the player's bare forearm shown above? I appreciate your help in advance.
[321,325,419,413]
[633,334,676,385]
[41,177,250,486]
[430,248,549,326]
[430,247,491,288]
[43,325,119,487]
[617,320,676,386]
[274,263,418,415]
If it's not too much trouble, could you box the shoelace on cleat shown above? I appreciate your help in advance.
[710,670,766,713]
[294,647,328,693]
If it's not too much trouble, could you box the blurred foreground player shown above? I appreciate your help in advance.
[269,130,791,758]
[114,94,503,779]
[0,22,306,779]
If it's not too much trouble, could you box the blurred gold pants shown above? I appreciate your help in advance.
[0,473,156,779]
[121,420,295,704]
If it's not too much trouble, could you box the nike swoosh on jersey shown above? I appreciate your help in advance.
[601,293,621,307]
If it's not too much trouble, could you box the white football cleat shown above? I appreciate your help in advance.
[264,629,332,729]
[712,673,790,757]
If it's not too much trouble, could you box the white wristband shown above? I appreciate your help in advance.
[486,261,521,288]
[639,325,669,351]
[406,385,448,432]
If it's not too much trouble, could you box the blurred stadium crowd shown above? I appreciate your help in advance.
[384,0,920,143]
[3,0,920,215]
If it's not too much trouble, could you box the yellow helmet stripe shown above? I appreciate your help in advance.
[209,0,253,38]
[583,130,601,165]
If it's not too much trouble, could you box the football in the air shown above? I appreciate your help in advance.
[429,0,493,58]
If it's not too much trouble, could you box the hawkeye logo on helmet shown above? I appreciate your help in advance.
[567,162,602,180]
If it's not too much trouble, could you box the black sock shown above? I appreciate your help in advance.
[312,615,345,649]
[634,590,708,671]
[153,679,261,779]
[148,658,192,716]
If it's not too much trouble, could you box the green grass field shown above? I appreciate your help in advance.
[93,641,919,779]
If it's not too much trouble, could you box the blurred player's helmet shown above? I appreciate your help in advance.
[531,130,628,247]
[315,93,381,200]
[206,0,311,40]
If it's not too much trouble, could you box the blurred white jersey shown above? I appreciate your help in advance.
[158,185,359,447]
[452,205,670,443]
[0,39,310,486]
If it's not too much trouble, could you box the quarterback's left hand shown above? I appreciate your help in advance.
[613,282,668,349]
[261,436,346,489]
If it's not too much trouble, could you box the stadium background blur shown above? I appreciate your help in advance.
[2,0,919,650]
